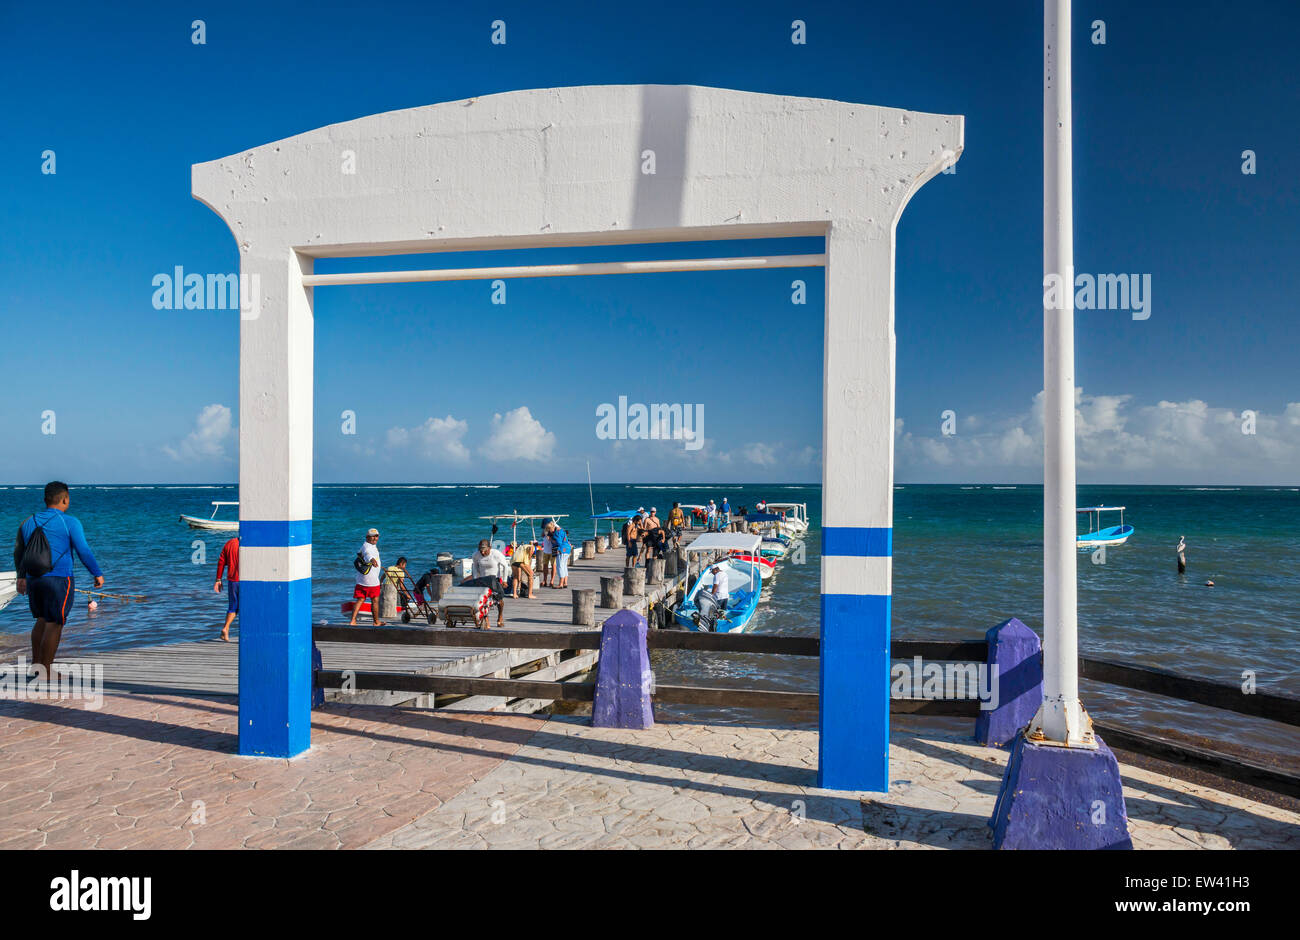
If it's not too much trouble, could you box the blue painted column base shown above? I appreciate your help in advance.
[591,610,654,729]
[238,578,312,758]
[989,732,1133,849]
[974,618,1042,747]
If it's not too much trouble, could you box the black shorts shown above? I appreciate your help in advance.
[625,540,639,558]
[27,576,74,626]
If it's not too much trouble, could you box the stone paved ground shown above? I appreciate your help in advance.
[365,716,1300,849]
[0,693,542,849]
[3,696,1296,849]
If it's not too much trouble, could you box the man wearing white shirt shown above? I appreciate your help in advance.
[466,539,508,627]
[349,528,384,626]
[709,564,729,610]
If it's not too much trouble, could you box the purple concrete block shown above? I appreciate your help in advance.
[592,609,654,729]
[974,617,1042,747]
[990,733,1133,849]
[311,642,324,709]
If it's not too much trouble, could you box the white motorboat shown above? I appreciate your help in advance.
[179,501,239,531]
[0,570,18,611]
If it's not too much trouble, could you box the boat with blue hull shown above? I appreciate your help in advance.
[1077,505,1134,549]
[673,533,764,633]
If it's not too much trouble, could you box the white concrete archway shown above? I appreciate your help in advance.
[193,84,962,791]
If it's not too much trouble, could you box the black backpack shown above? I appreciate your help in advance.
[16,512,68,578]
[353,551,369,575]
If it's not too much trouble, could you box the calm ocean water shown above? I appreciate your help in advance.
[3,483,1297,761]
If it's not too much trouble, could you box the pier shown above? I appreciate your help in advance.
[49,529,720,713]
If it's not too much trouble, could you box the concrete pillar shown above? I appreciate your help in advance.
[818,226,895,791]
[663,550,678,578]
[608,529,622,549]
[624,566,646,596]
[431,573,453,601]
[582,539,596,560]
[595,535,608,553]
[647,558,665,586]
[234,250,314,759]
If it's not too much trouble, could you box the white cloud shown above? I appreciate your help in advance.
[741,442,777,466]
[386,415,470,463]
[897,390,1300,483]
[481,406,556,461]
[164,404,234,462]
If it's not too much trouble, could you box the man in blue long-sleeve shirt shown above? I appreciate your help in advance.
[13,481,105,677]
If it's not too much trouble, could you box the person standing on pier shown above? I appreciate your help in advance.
[511,541,536,598]
[12,481,105,680]
[213,534,239,641]
[539,527,555,588]
[623,513,642,568]
[706,499,718,531]
[720,497,731,530]
[547,521,572,589]
[349,528,384,626]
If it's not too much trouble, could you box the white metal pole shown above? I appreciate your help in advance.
[1030,0,1094,748]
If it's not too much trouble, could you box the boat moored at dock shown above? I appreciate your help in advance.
[673,533,765,633]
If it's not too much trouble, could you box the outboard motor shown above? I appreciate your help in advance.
[691,589,723,633]
[436,551,455,574]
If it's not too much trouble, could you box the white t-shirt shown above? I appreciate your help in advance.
[471,548,509,581]
[710,567,729,598]
[356,542,381,586]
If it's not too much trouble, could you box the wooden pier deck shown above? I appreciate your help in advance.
[19,529,716,713]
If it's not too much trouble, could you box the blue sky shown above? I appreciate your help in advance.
[2,0,1297,484]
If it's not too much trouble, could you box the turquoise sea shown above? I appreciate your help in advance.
[3,483,1297,762]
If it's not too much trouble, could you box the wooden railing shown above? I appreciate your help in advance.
[310,624,1300,797]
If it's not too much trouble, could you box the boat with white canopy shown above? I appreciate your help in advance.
[673,533,764,633]
[1076,505,1134,549]
[763,501,809,535]
[179,501,239,531]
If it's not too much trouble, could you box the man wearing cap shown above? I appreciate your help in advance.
[349,527,384,626]
[709,563,730,610]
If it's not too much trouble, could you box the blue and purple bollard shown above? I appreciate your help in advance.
[591,609,654,729]
[975,618,1042,747]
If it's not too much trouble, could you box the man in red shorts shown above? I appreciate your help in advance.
[348,527,384,626]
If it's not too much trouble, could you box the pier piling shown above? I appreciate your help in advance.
[600,576,623,609]
[572,589,596,626]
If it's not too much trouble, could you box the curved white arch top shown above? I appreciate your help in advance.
[193,84,964,789]
[194,84,962,255]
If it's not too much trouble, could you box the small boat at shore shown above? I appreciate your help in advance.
[764,502,809,535]
[728,552,776,581]
[180,501,239,531]
[674,534,764,633]
[0,571,17,611]
[1077,505,1134,549]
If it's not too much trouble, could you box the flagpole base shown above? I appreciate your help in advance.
[989,730,1133,849]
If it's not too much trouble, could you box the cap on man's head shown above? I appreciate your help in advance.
[367,528,379,536]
